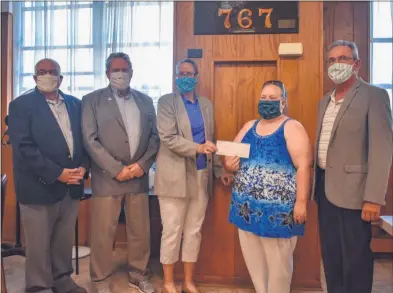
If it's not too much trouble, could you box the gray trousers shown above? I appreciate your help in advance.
[20,195,79,293]
[89,193,150,284]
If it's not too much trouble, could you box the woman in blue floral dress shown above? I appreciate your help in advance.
[224,80,312,293]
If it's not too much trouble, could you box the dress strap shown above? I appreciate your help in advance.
[278,118,292,133]
[252,119,260,130]
[281,118,292,127]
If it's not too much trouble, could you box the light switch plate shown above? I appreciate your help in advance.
[278,43,303,57]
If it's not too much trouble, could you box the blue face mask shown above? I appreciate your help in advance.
[176,77,197,93]
[258,100,282,120]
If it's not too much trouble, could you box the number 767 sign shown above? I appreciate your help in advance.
[218,8,273,30]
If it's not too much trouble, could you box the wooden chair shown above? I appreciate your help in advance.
[1,175,25,258]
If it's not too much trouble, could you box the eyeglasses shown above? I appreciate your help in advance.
[261,80,288,99]
[110,68,132,73]
[176,72,197,78]
[36,69,60,76]
[263,80,286,92]
[264,80,284,87]
[326,56,354,65]
[260,96,282,100]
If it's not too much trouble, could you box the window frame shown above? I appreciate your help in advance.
[15,1,174,103]
[369,1,393,97]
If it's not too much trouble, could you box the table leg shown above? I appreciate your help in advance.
[15,202,21,248]
[1,259,7,293]
[75,217,79,275]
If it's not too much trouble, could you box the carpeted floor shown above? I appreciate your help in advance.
[3,250,392,293]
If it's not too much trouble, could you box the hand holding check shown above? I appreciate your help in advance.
[197,141,217,154]
[216,141,250,158]
[196,140,250,173]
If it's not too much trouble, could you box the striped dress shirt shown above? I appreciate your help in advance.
[47,95,74,158]
[317,91,343,169]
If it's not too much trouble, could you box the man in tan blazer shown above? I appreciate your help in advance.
[313,40,392,293]
[82,52,159,293]
[154,59,233,293]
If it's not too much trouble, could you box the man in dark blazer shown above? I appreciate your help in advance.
[82,52,159,293]
[313,40,393,293]
[8,59,89,293]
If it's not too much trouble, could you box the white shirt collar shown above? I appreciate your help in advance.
[330,90,343,104]
[46,94,64,105]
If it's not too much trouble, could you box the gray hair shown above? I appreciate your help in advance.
[34,58,61,75]
[176,58,199,75]
[105,52,132,72]
[328,40,359,60]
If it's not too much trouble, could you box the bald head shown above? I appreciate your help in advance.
[33,59,63,94]
[35,58,61,76]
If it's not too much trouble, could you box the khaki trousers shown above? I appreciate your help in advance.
[238,229,297,293]
[159,170,209,264]
[90,193,150,282]
[20,195,79,293]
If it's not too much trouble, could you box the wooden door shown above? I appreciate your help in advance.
[174,2,323,289]
[197,61,278,284]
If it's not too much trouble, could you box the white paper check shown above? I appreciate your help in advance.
[216,140,250,158]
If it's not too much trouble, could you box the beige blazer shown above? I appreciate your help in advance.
[312,79,393,209]
[154,92,224,198]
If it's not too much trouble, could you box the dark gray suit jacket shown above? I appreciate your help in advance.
[312,79,393,209]
[82,87,159,196]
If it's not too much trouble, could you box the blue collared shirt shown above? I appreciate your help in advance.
[181,95,207,170]
[112,87,141,159]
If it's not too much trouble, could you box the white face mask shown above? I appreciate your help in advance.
[110,72,131,90]
[36,74,59,92]
[328,63,355,84]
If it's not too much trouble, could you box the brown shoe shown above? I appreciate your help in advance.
[181,283,201,293]
[162,283,179,293]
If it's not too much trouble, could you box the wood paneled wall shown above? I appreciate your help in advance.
[1,12,15,242]
[174,1,323,289]
[323,1,370,92]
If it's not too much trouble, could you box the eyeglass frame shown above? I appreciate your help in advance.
[35,69,61,76]
[326,55,356,65]
[176,72,199,78]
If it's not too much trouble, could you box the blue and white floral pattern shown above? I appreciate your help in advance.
[229,119,305,238]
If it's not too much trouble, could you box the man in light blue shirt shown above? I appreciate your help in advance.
[82,52,159,293]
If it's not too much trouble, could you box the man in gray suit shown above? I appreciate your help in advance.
[313,40,392,293]
[82,52,159,293]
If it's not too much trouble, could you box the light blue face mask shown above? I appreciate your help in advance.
[176,77,198,93]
